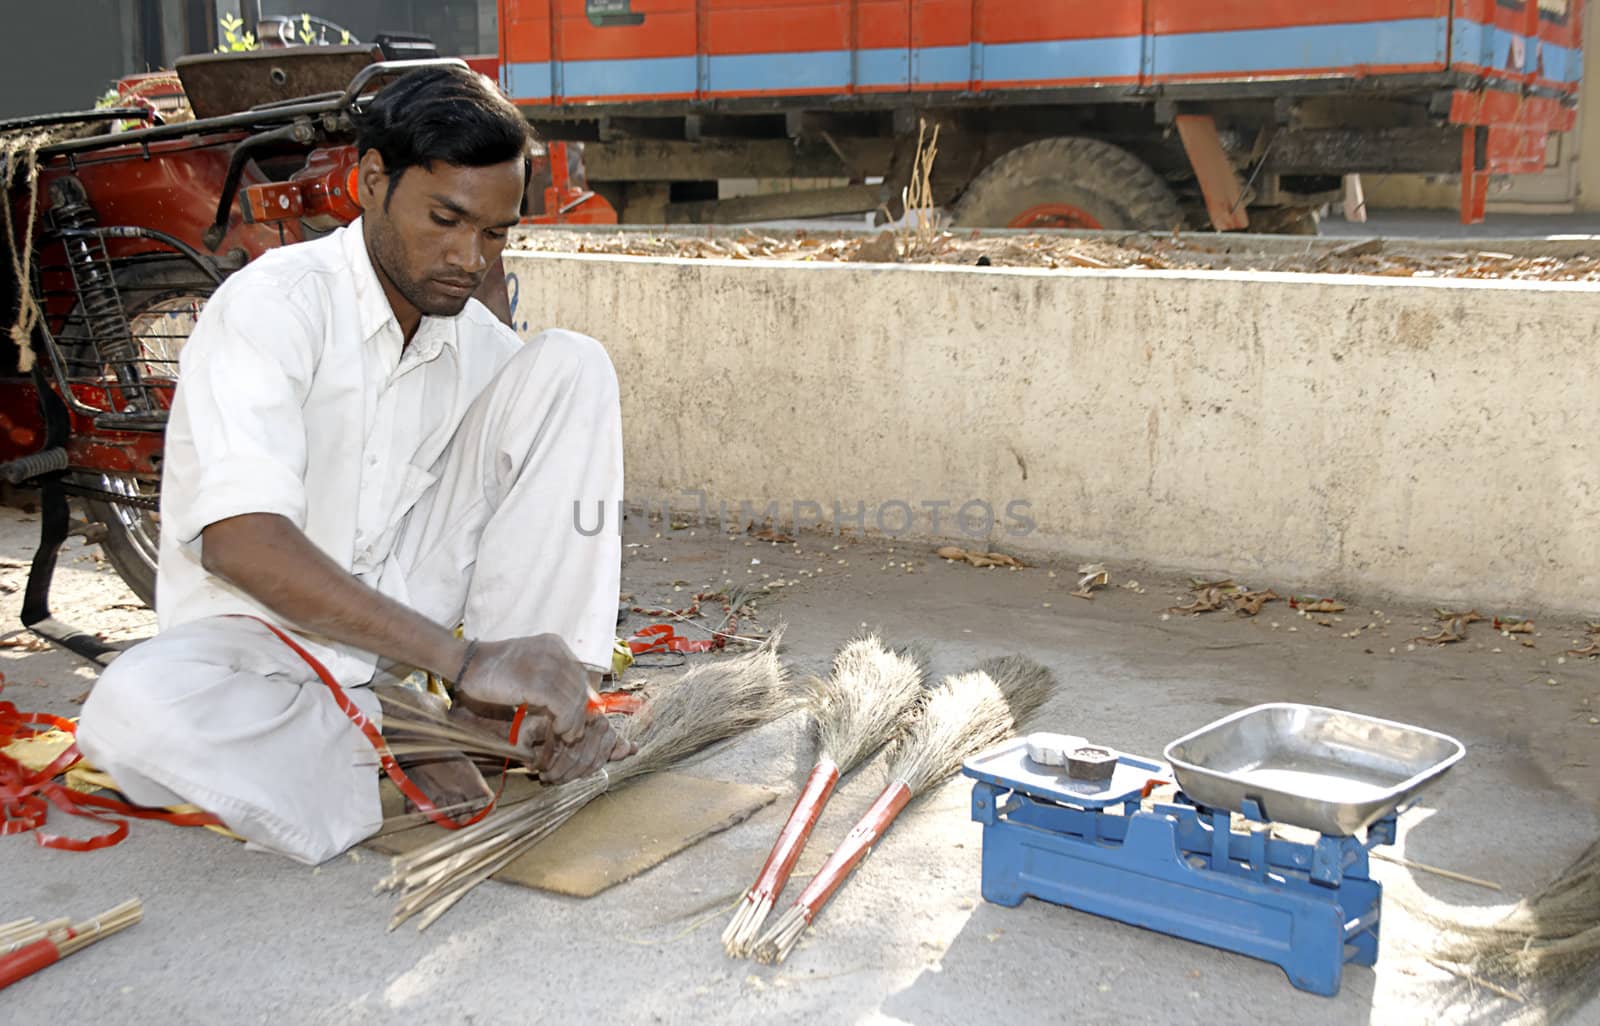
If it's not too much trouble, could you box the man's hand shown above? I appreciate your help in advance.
[534,717,635,784]
[457,634,637,783]
[455,691,636,784]
[456,634,593,743]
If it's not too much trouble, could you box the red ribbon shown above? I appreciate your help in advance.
[626,624,724,656]
[0,675,221,851]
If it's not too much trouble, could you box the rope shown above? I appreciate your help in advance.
[1,112,117,375]
[0,126,59,374]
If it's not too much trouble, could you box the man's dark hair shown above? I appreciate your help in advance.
[355,66,532,206]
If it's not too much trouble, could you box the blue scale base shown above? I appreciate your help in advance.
[961,740,1392,997]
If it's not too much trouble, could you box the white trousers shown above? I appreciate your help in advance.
[77,330,624,864]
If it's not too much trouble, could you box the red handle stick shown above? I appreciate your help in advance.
[722,758,841,954]
[752,779,914,963]
[792,780,912,913]
[0,936,63,990]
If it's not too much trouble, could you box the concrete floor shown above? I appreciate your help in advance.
[3,505,1599,1025]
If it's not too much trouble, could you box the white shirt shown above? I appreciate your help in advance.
[157,220,522,682]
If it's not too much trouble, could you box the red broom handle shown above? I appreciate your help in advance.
[792,779,913,918]
[748,758,840,899]
[0,936,62,990]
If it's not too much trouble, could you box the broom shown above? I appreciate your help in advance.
[378,631,793,931]
[0,898,141,990]
[1428,838,1600,1015]
[753,655,1054,964]
[721,634,928,956]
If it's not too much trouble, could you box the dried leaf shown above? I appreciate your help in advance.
[934,545,1027,569]
[1188,577,1235,591]
[1070,589,1096,601]
[1170,587,1229,615]
[1415,614,1478,645]
[1567,642,1600,658]
[1494,617,1535,634]
[1299,599,1346,613]
[984,552,1027,568]
[1231,589,1280,617]
[1075,563,1108,593]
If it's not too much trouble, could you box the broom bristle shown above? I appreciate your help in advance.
[808,633,929,773]
[887,655,1054,795]
[1431,838,1600,1012]
[614,628,792,784]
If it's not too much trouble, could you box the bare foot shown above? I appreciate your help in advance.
[377,686,496,816]
[395,750,494,817]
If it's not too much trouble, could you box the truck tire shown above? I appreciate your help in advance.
[951,137,1184,231]
[68,259,216,607]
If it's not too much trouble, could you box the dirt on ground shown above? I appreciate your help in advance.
[508,228,1600,280]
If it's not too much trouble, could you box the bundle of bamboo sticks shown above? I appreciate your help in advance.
[376,633,793,931]
[0,898,142,989]
[753,655,1054,964]
[722,634,927,955]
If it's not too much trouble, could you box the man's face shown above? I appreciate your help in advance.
[357,153,524,322]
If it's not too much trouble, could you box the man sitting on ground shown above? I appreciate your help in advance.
[79,66,629,864]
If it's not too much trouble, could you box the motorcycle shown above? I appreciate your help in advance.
[0,45,614,663]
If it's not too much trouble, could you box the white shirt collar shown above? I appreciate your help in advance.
[339,218,459,362]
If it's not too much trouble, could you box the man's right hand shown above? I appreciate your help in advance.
[456,634,593,743]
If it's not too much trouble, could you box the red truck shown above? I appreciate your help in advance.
[487,0,1583,230]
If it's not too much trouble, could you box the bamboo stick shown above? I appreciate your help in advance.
[1371,850,1502,891]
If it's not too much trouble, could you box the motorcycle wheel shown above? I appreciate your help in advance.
[70,259,216,607]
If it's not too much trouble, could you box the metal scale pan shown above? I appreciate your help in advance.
[1163,703,1465,836]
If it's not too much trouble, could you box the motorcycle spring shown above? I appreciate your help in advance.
[0,446,68,485]
[46,176,148,406]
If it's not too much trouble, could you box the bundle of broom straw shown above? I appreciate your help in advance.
[753,654,1054,964]
[376,631,792,931]
[1428,838,1600,1016]
[0,898,142,989]
[721,634,928,956]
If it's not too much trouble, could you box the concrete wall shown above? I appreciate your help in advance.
[504,251,1600,613]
